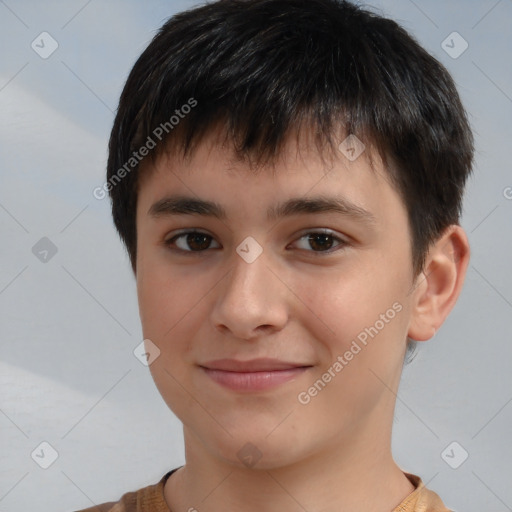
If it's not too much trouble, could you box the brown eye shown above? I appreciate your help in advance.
[307,233,335,251]
[293,230,347,254]
[165,231,220,252]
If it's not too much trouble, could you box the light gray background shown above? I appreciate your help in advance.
[0,0,511,511]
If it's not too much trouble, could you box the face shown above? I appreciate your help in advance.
[135,130,419,469]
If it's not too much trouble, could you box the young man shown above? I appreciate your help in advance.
[79,0,473,510]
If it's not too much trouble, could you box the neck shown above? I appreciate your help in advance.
[164,416,415,512]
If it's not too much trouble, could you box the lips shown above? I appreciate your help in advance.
[201,358,310,372]
[199,358,312,391]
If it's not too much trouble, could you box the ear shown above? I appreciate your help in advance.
[407,225,470,341]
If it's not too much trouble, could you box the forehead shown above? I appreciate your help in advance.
[136,127,402,225]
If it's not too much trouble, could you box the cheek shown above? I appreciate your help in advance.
[137,267,168,334]
[296,267,407,347]
[292,263,412,419]
[137,261,190,340]
[137,264,197,397]
[136,259,214,368]
[293,274,409,427]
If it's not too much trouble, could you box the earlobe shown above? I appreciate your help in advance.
[407,225,470,342]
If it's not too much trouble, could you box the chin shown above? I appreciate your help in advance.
[199,425,310,471]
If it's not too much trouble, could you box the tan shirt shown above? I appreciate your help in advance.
[75,469,452,512]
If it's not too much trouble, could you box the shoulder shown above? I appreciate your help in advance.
[73,488,139,512]
[415,486,453,512]
[73,469,178,512]
[74,502,121,512]
[394,473,453,512]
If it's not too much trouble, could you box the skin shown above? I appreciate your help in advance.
[135,127,470,512]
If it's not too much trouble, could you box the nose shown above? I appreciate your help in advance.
[210,247,288,341]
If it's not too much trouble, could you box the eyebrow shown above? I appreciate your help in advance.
[148,194,377,225]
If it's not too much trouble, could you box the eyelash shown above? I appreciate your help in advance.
[164,229,348,256]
